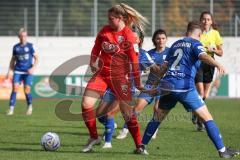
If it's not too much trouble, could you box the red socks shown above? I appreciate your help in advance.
[82,108,98,139]
[125,113,142,148]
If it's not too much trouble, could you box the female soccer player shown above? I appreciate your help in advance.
[138,21,239,158]
[116,29,170,140]
[6,28,38,115]
[96,25,158,149]
[81,3,148,153]
[193,11,223,131]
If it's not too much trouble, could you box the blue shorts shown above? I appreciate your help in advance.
[158,89,205,112]
[102,87,139,103]
[102,88,115,103]
[138,84,160,104]
[13,73,33,86]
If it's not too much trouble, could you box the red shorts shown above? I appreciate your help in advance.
[86,74,132,101]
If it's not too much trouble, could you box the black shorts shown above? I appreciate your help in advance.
[195,62,215,83]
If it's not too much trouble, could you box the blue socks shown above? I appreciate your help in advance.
[25,93,32,106]
[9,92,33,109]
[204,120,225,150]
[98,116,115,143]
[104,118,115,143]
[123,123,128,129]
[9,92,17,107]
[142,118,160,145]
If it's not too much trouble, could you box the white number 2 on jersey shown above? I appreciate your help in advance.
[170,48,183,70]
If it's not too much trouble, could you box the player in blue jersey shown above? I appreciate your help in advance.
[116,29,170,140]
[137,21,240,158]
[6,28,38,116]
[96,25,158,149]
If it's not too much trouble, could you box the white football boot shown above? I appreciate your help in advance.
[26,105,33,115]
[6,109,14,116]
[102,142,112,149]
[116,128,129,139]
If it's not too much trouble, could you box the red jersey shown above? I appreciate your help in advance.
[90,25,141,88]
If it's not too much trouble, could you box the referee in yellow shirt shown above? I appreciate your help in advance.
[193,11,223,131]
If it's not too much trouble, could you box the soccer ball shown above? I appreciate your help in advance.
[40,132,60,151]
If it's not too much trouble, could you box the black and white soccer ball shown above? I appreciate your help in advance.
[40,132,60,151]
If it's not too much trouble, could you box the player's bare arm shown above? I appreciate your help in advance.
[90,61,99,73]
[157,61,168,78]
[199,53,225,75]
[6,56,16,79]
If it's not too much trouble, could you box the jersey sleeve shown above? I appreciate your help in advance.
[90,31,103,64]
[12,46,16,56]
[31,44,36,55]
[193,42,206,58]
[139,50,155,70]
[126,33,141,88]
[214,30,223,46]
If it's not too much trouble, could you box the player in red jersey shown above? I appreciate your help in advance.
[81,3,148,153]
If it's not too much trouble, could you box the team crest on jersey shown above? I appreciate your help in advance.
[24,47,29,52]
[121,84,128,94]
[163,55,166,60]
[133,43,139,53]
[117,36,124,43]
[102,41,120,53]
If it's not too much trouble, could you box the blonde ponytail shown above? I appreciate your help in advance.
[108,3,148,33]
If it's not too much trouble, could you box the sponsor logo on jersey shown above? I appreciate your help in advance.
[102,41,120,53]
[117,36,124,43]
[17,54,29,60]
[121,84,128,93]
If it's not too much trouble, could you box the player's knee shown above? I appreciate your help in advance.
[154,109,169,121]
[134,105,144,113]
[24,86,31,94]
[194,106,213,122]
[81,98,94,109]
[107,110,115,117]
[13,84,20,92]
[201,115,213,122]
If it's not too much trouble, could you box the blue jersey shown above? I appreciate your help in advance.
[146,47,170,83]
[131,48,155,89]
[13,42,35,73]
[162,37,205,91]
[138,48,155,71]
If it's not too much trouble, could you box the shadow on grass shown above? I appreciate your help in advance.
[0,146,218,159]
[0,147,41,152]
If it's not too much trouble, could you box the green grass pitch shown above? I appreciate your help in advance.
[0,99,239,160]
